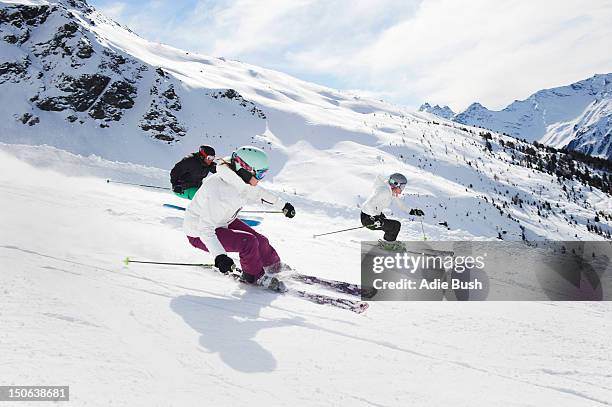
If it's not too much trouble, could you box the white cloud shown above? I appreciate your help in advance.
[97,1,126,21]
[290,0,612,110]
[90,0,612,112]
[188,0,316,56]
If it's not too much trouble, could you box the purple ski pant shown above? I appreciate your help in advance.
[187,218,280,278]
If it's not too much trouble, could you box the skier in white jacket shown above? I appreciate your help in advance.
[360,173,423,245]
[183,146,295,286]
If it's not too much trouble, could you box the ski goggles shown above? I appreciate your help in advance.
[254,168,268,180]
[389,180,406,191]
[199,151,215,161]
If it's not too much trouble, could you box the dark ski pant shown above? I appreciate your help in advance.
[361,212,401,242]
[187,218,280,279]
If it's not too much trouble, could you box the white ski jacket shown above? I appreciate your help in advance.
[361,176,411,216]
[183,164,283,258]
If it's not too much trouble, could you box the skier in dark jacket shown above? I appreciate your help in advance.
[170,145,217,199]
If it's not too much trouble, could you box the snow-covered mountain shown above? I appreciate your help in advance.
[1,2,612,405]
[430,74,612,159]
[546,96,612,159]
[419,102,455,119]
[0,0,424,169]
[0,0,611,242]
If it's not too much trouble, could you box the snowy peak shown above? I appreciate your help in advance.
[419,102,455,119]
[446,73,612,159]
[454,102,490,119]
[565,98,612,158]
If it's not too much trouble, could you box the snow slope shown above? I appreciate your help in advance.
[546,97,612,158]
[2,144,612,407]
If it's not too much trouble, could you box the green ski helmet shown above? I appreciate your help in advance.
[231,146,269,181]
[389,173,407,191]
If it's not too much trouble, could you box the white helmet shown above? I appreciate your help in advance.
[388,173,407,191]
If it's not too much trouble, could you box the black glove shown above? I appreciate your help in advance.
[282,203,295,218]
[409,208,425,216]
[364,214,384,230]
[214,254,235,274]
[366,216,381,230]
[173,184,185,194]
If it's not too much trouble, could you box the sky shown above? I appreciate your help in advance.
[89,0,612,112]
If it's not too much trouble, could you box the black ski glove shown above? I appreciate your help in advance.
[282,203,296,218]
[214,254,235,274]
[173,184,185,194]
[366,216,382,230]
[409,208,425,216]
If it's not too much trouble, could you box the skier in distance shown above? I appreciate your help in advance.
[170,145,217,200]
[360,173,424,250]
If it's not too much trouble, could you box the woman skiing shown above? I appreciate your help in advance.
[170,145,217,200]
[183,146,295,288]
[360,173,423,249]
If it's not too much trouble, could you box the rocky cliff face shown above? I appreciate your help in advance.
[563,98,612,158]
[0,0,266,144]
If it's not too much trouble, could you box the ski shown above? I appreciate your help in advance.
[289,289,369,314]
[288,272,377,299]
[124,257,369,314]
[247,272,369,313]
[224,272,368,314]
[264,262,377,299]
[226,272,368,313]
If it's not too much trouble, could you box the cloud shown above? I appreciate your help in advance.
[186,0,317,56]
[96,1,126,21]
[89,0,612,112]
[289,0,612,110]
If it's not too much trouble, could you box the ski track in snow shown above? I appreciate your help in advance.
[1,143,612,406]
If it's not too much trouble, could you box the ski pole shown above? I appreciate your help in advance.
[107,179,171,190]
[242,210,283,214]
[163,204,283,214]
[313,225,366,238]
[123,257,213,267]
[419,218,428,241]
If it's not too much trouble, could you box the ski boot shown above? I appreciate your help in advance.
[241,270,287,293]
[377,239,406,252]
[257,274,288,293]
